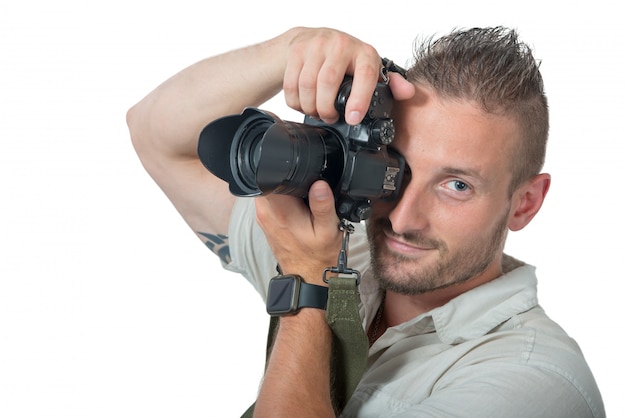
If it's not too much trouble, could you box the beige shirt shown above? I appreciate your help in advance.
[226,198,605,417]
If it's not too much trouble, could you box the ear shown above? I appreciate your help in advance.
[508,173,551,231]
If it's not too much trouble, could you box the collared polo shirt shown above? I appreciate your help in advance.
[225,198,605,417]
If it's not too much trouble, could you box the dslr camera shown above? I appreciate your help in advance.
[197,76,405,222]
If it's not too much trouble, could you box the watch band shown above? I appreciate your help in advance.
[266,274,328,316]
[298,280,328,310]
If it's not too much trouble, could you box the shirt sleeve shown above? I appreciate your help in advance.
[221,198,277,301]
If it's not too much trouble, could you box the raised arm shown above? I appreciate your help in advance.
[126,31,290,252]
[126,27,391,259]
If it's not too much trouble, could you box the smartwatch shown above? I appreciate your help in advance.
[266,274,328,316]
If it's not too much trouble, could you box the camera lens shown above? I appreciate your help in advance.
[255,121,344,197]
[198,108,345,199]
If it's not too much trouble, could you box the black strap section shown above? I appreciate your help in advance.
[298,282,328,310]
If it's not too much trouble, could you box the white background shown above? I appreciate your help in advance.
[1,1,624,416]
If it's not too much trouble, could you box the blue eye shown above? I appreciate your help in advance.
[446,180,469,192]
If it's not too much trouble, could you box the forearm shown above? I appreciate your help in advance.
[125,28,301,237]
[254,310,335,418]
[127,28,297,160]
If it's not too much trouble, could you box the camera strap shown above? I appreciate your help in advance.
[323,219,369,409]
[241,220,368,417]
[325,274,369,410]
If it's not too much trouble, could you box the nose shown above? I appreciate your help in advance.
[387,182,430,235]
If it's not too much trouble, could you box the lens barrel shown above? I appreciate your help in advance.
[198,107,344,198]
[255,121,344,197]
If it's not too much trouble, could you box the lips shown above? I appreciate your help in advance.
[368,217,440,258]
[383,233,435,256]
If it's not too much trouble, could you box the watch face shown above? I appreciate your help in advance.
[267,276,298,315]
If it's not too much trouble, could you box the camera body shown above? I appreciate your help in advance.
[197,76,405,222]
[301,77,403,220]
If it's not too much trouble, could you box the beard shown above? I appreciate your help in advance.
[366,208,510,295]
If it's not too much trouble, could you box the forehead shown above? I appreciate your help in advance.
[393,87,519,182]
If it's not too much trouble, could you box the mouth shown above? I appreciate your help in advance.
[368,217,441,258]
[383,232,436,256]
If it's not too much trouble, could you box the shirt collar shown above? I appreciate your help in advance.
[431,259,538,344]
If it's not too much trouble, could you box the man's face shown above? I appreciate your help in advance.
[367,86,520,295]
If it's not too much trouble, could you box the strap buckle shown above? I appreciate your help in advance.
[323,218,361,285]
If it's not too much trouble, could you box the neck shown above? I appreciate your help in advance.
[368,292,386,345]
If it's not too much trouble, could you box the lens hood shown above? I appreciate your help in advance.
[198,107,278,196]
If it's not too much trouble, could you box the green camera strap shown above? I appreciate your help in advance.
[325,274,369,410]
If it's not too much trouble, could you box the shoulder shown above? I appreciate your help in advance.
[349,306,605,417]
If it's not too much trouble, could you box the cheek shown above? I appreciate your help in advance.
[433,202,505,245]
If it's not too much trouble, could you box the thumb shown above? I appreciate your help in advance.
[389,72,415,101]
[308,180,338,226]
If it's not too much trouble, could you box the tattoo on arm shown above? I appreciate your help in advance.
[198,232,231,264]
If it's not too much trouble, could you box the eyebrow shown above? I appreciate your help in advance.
[441,166,487,184]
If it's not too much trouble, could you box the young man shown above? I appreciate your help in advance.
[127,27,604,417]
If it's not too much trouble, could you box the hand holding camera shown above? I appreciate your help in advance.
[198,70,407,222]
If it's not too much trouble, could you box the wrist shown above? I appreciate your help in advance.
[276,262,331,287]
[280,306,328,327]
[277,307,332,348]
[282,269,329,287]
[266,274,329,316]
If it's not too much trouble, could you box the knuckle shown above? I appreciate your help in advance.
[298,72,318,92]
[317,65,342,88]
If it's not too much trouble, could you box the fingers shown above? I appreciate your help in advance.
[283,28,383,125]
[343,54,381,125]
[314,61,351,123]
[255,193,307,234]
[254,181,341,283]
[256,181,338,241]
